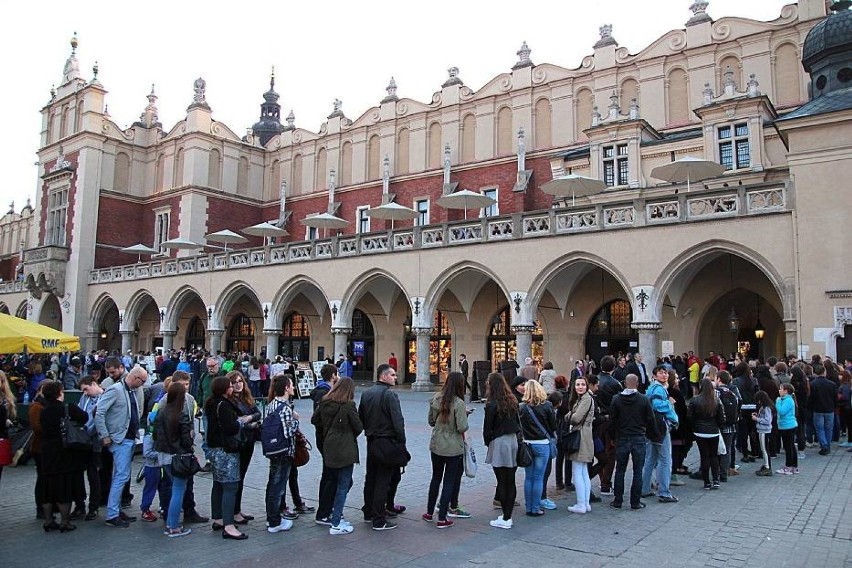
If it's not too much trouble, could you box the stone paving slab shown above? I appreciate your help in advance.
[1,388,850,567]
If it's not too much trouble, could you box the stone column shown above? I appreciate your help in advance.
[120,330,135,354]
[264,330,281,359]
[512,325,534,364]
[411,327,435,392]
[86,332,99,352]
[207,329,224,354]
[331,327,351,360]
[783,318,797,359]
[632,322,661,371]
[161,331,176,352]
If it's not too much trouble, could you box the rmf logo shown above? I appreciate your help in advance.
[41,339,59,349]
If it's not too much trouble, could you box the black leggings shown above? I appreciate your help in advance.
[695,436,720,484]
[779,428,798,469]
[493,467,517,521]
[427,453,463,521]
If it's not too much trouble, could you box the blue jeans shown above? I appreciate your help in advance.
[614,436,646,507]
[331,464,354,527]
[642,429,673,497]
[813,412,835,451]
[106,438,135,520]
[523,443,550,513]
[201,415,210,460]
[165,467,187,529]
[265,454,293,527]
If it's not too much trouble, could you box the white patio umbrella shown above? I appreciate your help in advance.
[119,243,158,263]
[539,174,607,206]
[159,237,203,251]
[242,222,289,246]
[650,156,725,193]
[436,189,497,220]
[205,229,248,252]
[366,202,418,230]
[301,212,349,237]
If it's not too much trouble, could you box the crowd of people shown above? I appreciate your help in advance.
[0,347,849,540]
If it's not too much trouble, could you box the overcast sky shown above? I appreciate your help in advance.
[2,0,793,215]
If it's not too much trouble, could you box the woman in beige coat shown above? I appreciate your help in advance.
[566,376,595,514]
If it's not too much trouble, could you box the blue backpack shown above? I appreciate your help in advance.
[260,405,289,457]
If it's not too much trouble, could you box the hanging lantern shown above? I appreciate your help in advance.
[727,306,740,333]
[754,318,765,340]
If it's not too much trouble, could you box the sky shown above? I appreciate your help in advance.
[1,0,793,213]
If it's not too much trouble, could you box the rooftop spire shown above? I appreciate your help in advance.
[62,31,83,84]
[252,67,284,145]
[138,84,159,128]
[512,41,534,70]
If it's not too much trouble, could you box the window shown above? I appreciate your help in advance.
[356,206,370,234]
[305,226,317,240]
[481,188,498,217]
[45,186,69,246]
[718,123,750,170]
[415,199,429,226]
[153,209,170,253]
[602,143,628,187]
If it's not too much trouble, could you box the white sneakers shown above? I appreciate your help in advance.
[567,504,588,514]
[267,518,294,533]
[489,516,513,529]
[329,523,354,535]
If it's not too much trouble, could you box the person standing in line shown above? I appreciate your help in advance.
[518,380,557,517]
[263,374,298,537]
[595,356,622,496]
[423,372,469,528]
[483,372,520,529]
[713,371,740,482]
[566,375,595,514]
[753,390,775,476]
[775,383,799,475]
[227,370,261,524]
[458,354,470,399]
[359,364,406,531]
[608,374,655,510]
[154,381,194,538]
[539,362,557,395]
[687,378,725,490]
[809,363,838,455]
[641,366,680,503]
[310,363,341,526]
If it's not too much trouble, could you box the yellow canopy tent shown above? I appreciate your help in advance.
[0,313,81,353]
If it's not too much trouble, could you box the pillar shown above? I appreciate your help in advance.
[264,329,281,359]
[331,327,351,360]
[411,327,435,392]
[783,318,797,359]
[161,331,176,352]
[207,329,224,354]
[86,332,99,352]
[633,323,660,370]
[120,330,134,354]
[512,325,534,363]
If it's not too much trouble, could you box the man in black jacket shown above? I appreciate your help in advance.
[596,356,622,494]
[310,364,340,526]
[608,374,655,510]
[810,363,839,455]
[627,353,649,392]
[358,364,406,531]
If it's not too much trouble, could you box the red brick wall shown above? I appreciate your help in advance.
[94,195,183,268]
[205,197,265,248]
[0,257,16,281]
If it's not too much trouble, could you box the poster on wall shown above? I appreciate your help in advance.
[353,341,365,356]
[661,341,674,356]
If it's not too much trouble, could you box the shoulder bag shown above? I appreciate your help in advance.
[515,408,533,468]
[61,404,92,451]
[293,430,312,467]
[525,403,557,457]
[559,398,593,455]
[171,452,200,478]
[217,401,249,453]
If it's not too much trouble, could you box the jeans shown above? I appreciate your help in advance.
[642,430,673,497]
[719,431,735,479]
[571,460,591,508]
[427,453,463,521]
[201,415,210,460]
[249,380,262,399]
[614,435,646,507]
[141,465,172,512]
[523,443,550,513]
[813,412,834,451]
[331,464,354,527]
[165,466,187,529]
[106,438,135,520]
[265,454,293,527]
[317,464,338,520]
[211,480,238,526]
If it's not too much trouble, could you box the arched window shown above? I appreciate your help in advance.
[718,56,742,92]
[60,105,70,138]
[620,78,639,113]
[270,159,280,196]
[534,98,552,149]
[367,135,381,180]
[279,312,311,361]
[226,313,255,354]
[496,107,513,156]
[75,101,84,133]
[774,43,801,106]
[291,153,303,195]
[114,152,130,192]
[208,148,221,189]
[315,147,327,190]
[340,141,353,185]
[396,128,410,175]
[237,156,249,195]
[585,299,637,363]
[155,154,165,192]
[427,122,442,169]
[667,69,689,126]
[487,307,544,370]
[348,309,375,381]
[185,316,205,351]
[575,89,593,140]
[174,148,184,188]
[461,114,476,163]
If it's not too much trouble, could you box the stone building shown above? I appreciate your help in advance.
[4,0,851,388]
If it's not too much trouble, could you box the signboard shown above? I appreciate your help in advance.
[629,341,638,348]
[295,366,317,398]
[600,341,608,347]
[661,341,674,356]
[353,341,365,356]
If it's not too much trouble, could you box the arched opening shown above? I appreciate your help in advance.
[16,301,28,319]
[837,325,852,363]
[487,306,544,371]
[585,299,637,363]
[279,312,311,362]
[185,316,205,351]
[38,295,63,331]
[405,310,453,384]
[349,308,374,381]
[0,303,9,315]
[227,313,255,354]
[92,297,120,352]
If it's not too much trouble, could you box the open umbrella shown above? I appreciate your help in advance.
[205,229,248,252]
[301,213,349,238]
[0,313,81,353]
[366,202,418,230]
[160,237,203,250]
[650,156,725,193]
[436,189,497,220]
[540,174,606,206]
[120,243,158,263]
[242,222,289,238]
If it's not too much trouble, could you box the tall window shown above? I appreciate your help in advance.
[356,206,370,234]
[602,143,628,187]
[45,186,69,246]
[481,187,498,217]
[305,226,317,240]
[153,209,170,253]
[415,199,429,226]
[718,123,750,170]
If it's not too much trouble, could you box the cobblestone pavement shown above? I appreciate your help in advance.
[2,387,850,567]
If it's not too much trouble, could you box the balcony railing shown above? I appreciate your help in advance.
[88,182,789,285]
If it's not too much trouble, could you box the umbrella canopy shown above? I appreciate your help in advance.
[205,229,248,244]
[0,313,81,353]
[539,174,606,205]
[650,156,725,192]
[301,212,349,230]
[436,189,497,219]
[119,243,159,263]
[365,202,419,221]
[160,237,203,250]
[242,222,289,238]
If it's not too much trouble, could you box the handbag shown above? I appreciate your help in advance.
[171,452,200,478]
[559,398,593,454]
[717,434,727,455]
[369,436,411,467]
[293,430,312,467]
[463,436,477,478]
[0,438,11,466]
[515,411,533,468]
[61,404,92,451]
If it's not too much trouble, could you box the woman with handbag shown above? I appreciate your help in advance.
[154,382,194,538]
[687,378,725,489]
[519,380,557,517]
[227,370,261,525]
[423,372,469,529]
[38,380,89,532]
[206,376,252,540]
[566,376,595,513]
[483,372,520,529]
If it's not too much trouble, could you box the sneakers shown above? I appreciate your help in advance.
[790,467,800,474]
[436,519,454,529]
[165,526,191,538]
[711,481,721,490]
[447,507,471,518]
[104,517,130,528]
[422,513,434,522]
[818,448,829,456]
[670,474,685,486]
[267,519,294,533]
[540,499,557,511]
[755,467,773,477]
[281,508,299,520]
[658,495,679,503]
[567,504,587,514]
[141,510,158,522]
[372,521,398,531]
[295,504,315,514]
[118,511,137,522]
[641,492,657,498]
[489,516,513,529]
[599,487,613,496]
[776,467,792,475]
[315,516,332,526]
[329,523,354,535]
[387,505,406,514]
[589,494,602,503]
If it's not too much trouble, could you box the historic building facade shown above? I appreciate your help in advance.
[5,1,851,387]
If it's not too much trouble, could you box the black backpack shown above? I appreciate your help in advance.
[718,387,739,426]
[260,404,290,457]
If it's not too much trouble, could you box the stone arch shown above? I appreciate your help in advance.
[575,88,594,139]
[174,147,185,187]
[367,135,381,180]
[424,261,511,325]
[208,148,222,189]
[427,122,442,169]
[114,151,131,192]
[339,268,410,325]
[461,114,476,163]
[717,54,743,91]
[666,67,689,126]
[38,294,62,331]
[269,275,330,327]
[534,97,552,149]
[619,77,639,112]
[396,128,410,175]
[774,42,801,107]
[291,153,303,194]
[16,300,28,319]
[340,141,353,185]
[496,106,513,156]
[123,289,159,332]
[0,302,9,315]
[89,292,120,334]
[315,147,327,190]
[164,285,206,331]
[215,281,263,330]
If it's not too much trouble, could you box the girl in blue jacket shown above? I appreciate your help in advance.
[775,383,799,475]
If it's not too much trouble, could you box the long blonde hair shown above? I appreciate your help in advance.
[0,371,17,420]
[522,380,547,406]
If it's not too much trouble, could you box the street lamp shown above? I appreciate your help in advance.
[754,295,765,340]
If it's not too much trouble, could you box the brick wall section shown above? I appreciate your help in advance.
[205,197,265,248]
[94,195,182,268]
[0,258,15,281]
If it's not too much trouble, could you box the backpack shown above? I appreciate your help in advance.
[718,388,739,426]
[260,404,290,457]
